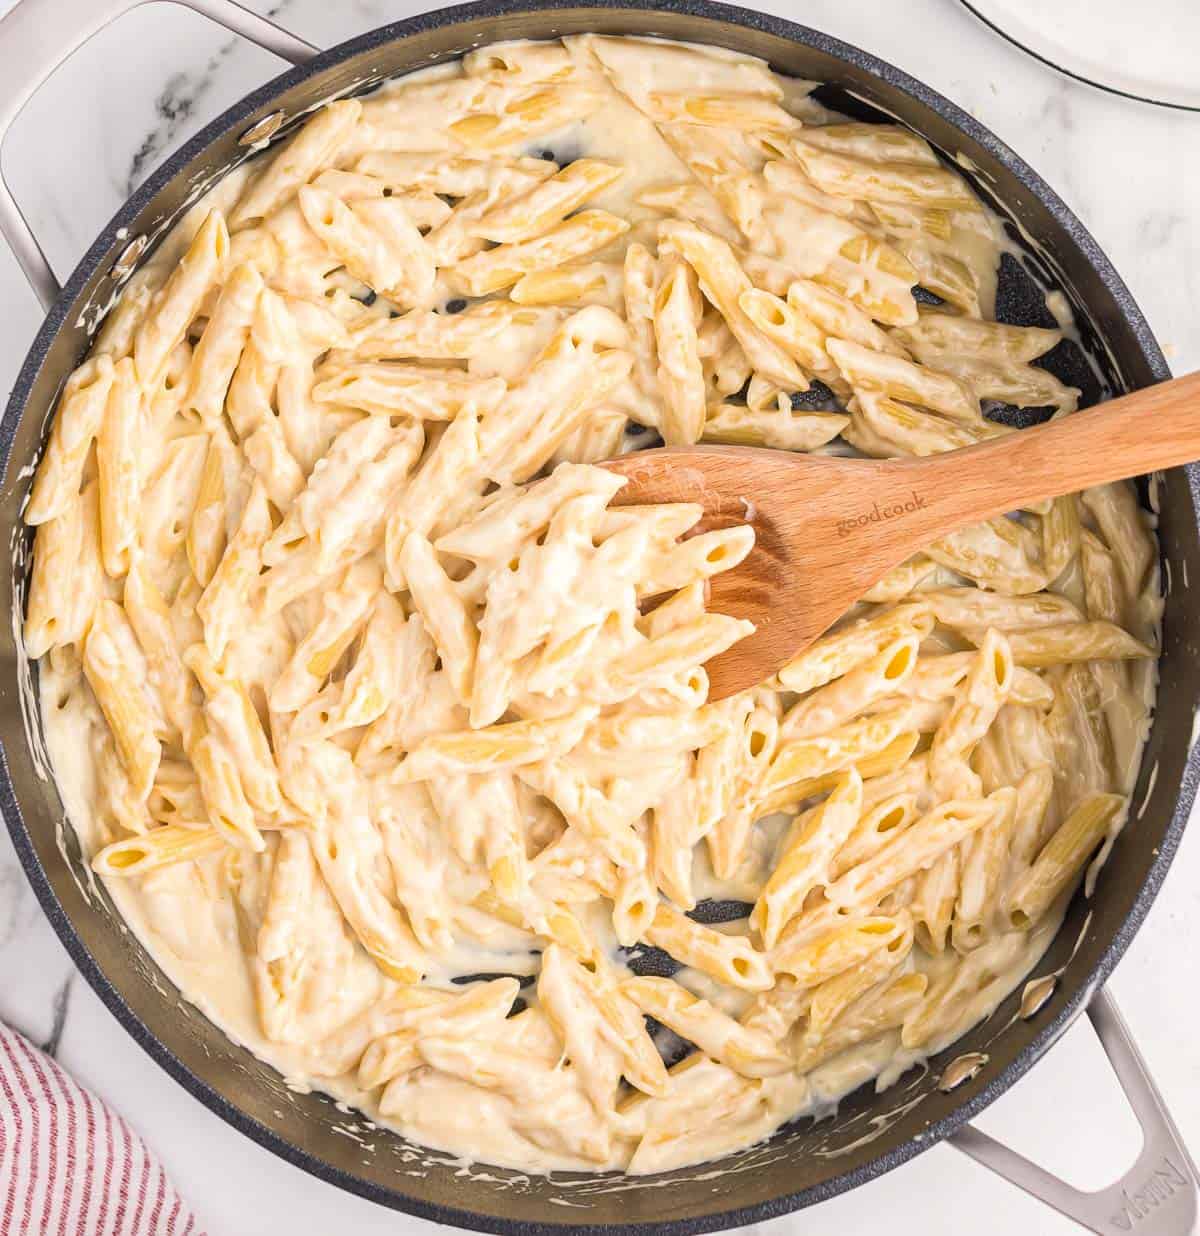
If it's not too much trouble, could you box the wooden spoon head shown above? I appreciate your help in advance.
[601,446,922,699]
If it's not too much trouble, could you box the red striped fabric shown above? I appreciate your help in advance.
[0,1023,204,1235]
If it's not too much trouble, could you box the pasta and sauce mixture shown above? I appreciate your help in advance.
[25,35,1160,1174]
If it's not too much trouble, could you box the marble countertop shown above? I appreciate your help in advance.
[1,0,1198,1232]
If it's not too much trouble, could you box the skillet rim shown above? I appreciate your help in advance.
[2,2,1194,1230]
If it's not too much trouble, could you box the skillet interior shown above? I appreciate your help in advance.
[2,3,1196,1230]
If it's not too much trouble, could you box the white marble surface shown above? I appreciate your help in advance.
[0,1,1198,1232]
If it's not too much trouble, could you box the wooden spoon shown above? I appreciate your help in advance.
[602,371,1200,701]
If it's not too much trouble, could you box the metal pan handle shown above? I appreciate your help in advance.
[950,987,1198,1234]
[0,0,318,310]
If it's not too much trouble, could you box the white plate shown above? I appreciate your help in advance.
[958,0,1200,111]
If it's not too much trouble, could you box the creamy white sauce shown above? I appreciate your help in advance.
[30,34,1161,1178]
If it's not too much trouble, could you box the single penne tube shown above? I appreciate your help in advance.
[187,721,263,851]
[737,288,829,374]
[91,824,224,877]
[826,797,997,909]
[352,150,554,198]
[625,239,661,405]
[848,390,994,459]
[894,311,1061,365]
[134,209,229,387]
[777,602,934,694]
[1008,793,1126,929]
[471,158,623,243]
[1040,495,1081,585]
[186,436,229,589]
[613,867,657,946]
[700,698,779,879]
[831,792,919,879]
[693,692,757,831]
[96,358,143,578]
[929,629,1014,800]
[781,635,919,740]
[312,363,506,419]
[25,483,104,659]
[94,281,153,360]
[653,254,706,445]
[394,710,595,782]
[921,587,1083,631]
[233,99,362,224]
[638,525,756,597]
[860,556,937,604]
[306,749,427,984]
[642,90,798,131]
[185,262,263,422]
[762,707,908,798]
[196,480,272,660]
[445,83,604,152]
[752,770,862,947]
[646,903,773,991]
[1008,763,1056,867]
[452,210,630,296]
[789,138,981,210]
[83,599,161,801]
[512,261,625,310]
[651,766,699,908]
[593,613,754,704]
[965,622,1155,668]
[26,356,115,524]
[772,913,906,988]
[702,404,849,452]
[622,976,791,1077]
[796,121,940,165]
[926,515,1049,596]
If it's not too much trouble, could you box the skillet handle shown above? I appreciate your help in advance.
[949,987,1198,1234]
[0,0,317,311]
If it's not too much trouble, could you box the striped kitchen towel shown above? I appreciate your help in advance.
[0,1021,205,1235]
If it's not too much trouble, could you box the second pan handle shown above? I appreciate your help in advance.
[950,987,1198,1234]
[0,0,318,310]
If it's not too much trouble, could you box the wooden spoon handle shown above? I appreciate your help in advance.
[889,370,1200,538]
